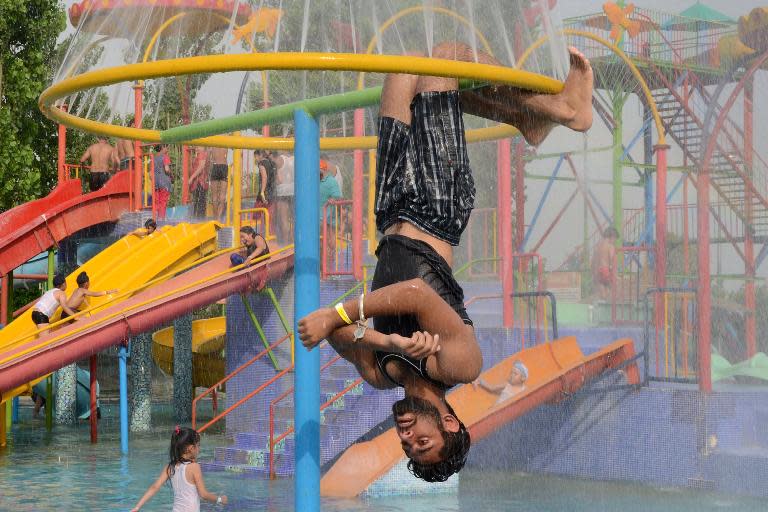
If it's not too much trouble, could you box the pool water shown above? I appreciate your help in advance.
[0,403,764,511]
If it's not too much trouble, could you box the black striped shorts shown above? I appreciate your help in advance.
[374,90,475,246]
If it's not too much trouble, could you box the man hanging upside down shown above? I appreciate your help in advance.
[299,42,593,482]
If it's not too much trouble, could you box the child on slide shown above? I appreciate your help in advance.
[473,361,529,405]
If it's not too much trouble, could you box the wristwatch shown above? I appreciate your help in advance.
[353,293,367,343]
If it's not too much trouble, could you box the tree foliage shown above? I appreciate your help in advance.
[0,0,65,211]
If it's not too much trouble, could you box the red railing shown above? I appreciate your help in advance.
[269,369,364,478]
[322,199,353,278]
[192,333,292,432]
[611,246,653,325]
[463,208,498,279]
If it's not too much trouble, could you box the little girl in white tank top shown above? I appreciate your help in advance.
[131,427,227,511]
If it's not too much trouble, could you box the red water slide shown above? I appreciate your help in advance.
[0,250,294,398]
[0,171,131,276]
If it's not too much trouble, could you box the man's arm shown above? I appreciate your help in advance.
[83,289,117,297]
[79,146,91,164]
[55,290,78,317]
[258,163,268,202]
[111,148,120,170]
[189,158,205,184]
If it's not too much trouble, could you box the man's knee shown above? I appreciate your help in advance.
[432,41,478,62]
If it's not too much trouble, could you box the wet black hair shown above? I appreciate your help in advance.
[167,426,200,478]
[240,225,257,237]
[52,274,66,288]
[144,218,157,231]
[406,401,471,483]
[76,271,89,287]
[603,226,620,239]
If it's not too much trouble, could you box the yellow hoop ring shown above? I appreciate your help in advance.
[40,52,564,149]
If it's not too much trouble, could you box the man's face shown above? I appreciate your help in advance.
[392,396,458,465]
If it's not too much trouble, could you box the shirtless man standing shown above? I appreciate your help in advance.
[209,147,229,220]
[116,118,136,171]
[300,43,594,482]
[80,137,119,191]
[592,226,619,301]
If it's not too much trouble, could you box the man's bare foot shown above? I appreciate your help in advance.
[560,46,593,132]
[297,307,342,349]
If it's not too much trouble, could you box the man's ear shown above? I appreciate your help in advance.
[441,413,460,433]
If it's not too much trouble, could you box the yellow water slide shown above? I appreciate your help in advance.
[0,221,220,402]
[151,317,226,389]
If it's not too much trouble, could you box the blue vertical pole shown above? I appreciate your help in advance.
[119,343,129,454]
[294,109,320,512]
[11,397,19,423]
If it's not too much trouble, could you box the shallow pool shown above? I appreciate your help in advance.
[0,403,764,511]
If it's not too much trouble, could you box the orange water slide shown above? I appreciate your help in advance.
[321,336,639,498]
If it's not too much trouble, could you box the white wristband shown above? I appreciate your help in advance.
[216,496,222,505]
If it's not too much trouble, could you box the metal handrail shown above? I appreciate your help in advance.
[193,333,292,431]
[321,199,353,278]
[191,276,371,434]
[269,375,364,478]
[239,207,276,242]
[267,353,344,476]
[643,287,697,385]
[463,290,559,340]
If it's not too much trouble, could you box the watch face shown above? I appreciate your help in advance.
[354,324,366,340]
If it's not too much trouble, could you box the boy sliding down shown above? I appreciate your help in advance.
[299,42,593,482]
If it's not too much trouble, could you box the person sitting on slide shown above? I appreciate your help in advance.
[299,41,593,482]
[230,225,270,267]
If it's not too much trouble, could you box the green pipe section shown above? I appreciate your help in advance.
[240,294,280,371]
[47,249,55,289]
[161,80,486,144]
[261,287,292,336]
[163,86,384,143]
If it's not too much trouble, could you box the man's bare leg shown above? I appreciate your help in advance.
[439,44,593,146]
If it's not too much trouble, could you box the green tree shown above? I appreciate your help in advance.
[0,0,65,211]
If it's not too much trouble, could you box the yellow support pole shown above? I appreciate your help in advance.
[233,133,243,237]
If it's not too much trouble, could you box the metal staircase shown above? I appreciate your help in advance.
[644,56,768,241]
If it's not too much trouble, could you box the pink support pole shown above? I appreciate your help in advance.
[697,149,712,393]
[499,139,513,328]
[655,144,669,291]
[133,83,144,211]
[352,108,364,281]
[515,140,526,251]
[182,145,190,205]
[57,105,67,184]
[744,80,756,357]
